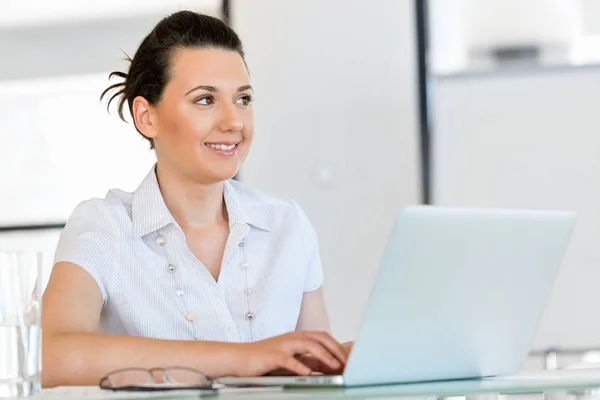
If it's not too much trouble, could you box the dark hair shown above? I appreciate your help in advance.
[101,11,245,148]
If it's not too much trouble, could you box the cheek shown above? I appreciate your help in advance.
[185,110,215,140]
[161,105,214,144]
[242,114,255,142]
[241,128,254,153]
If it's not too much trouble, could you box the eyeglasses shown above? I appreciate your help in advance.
[99,367,215,392]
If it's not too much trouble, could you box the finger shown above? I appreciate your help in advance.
[266,368,297,376]
[290,339,341,370]
[300,354,344,375]
[304,332,348,363]
[343,341,354,354]
[299,354,325,371]
[279,354,312,376]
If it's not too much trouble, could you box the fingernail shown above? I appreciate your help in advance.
[331,359,341,367]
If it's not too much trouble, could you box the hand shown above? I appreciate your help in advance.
[298,340,354,374]
[232,331,348,377]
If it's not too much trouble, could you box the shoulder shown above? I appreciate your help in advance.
[64,187,134,234]
[56,187,133,268]
[55,189,132,304]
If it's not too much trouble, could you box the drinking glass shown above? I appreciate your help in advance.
[0,251,42,398]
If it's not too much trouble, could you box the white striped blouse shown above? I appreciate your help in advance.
[53,166,323,342]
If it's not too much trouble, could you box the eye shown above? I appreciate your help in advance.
[195,96,214,106]
[236,95,254,108]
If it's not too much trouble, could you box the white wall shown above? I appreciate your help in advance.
[432,65,600,350]
[582,0,600,35]
[232,0,421,340]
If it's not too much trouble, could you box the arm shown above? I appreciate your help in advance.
[293,288,353,374]
[296,287,331,332]
[297,288,353,351]
[293,201,353,355]
[42,262,239,387]
[42,263,347,387]
[297,286,353,351]
[294,201,330,333]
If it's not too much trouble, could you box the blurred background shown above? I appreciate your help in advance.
[1,0,599,370]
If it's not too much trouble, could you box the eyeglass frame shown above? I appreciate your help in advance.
[98,366,216,392]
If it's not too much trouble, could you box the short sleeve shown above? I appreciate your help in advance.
[53,199,121,304]
[292,201,324,292]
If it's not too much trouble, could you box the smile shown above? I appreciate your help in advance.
[204,142,240,156]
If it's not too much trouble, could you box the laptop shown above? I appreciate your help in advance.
[218,205,576,387]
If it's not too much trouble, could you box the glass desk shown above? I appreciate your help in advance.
[35,369,600,400]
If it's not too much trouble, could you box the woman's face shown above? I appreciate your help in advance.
[149,48,254,184]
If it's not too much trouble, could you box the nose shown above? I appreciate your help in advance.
[218,102,244,132]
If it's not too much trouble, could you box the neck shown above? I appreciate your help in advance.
[155,162,227,230]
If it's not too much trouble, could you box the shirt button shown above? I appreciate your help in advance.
[240,262,249,270]
[185,312,195,322]
[155,235,166,246]
[175,289,184,296]
[168,264,176,273]
[239,238,247,247]
[244,288,253,296]
[245,312,255,320]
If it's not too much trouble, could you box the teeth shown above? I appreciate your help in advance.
[207,143,236,150]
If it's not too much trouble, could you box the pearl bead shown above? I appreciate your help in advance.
[155,235,166,246]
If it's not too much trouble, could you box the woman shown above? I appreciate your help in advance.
[42,10,349,387]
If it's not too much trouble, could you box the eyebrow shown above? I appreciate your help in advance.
[185,84,253,96]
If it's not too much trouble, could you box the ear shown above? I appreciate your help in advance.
[132,96,157,141]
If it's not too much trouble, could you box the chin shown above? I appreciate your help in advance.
[204,167,240,183]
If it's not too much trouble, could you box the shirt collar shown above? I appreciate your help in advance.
[131,166,177,237]
[132,166,272,237]
[223,180,272,232]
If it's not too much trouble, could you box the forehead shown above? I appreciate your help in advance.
[167,48,249,90]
